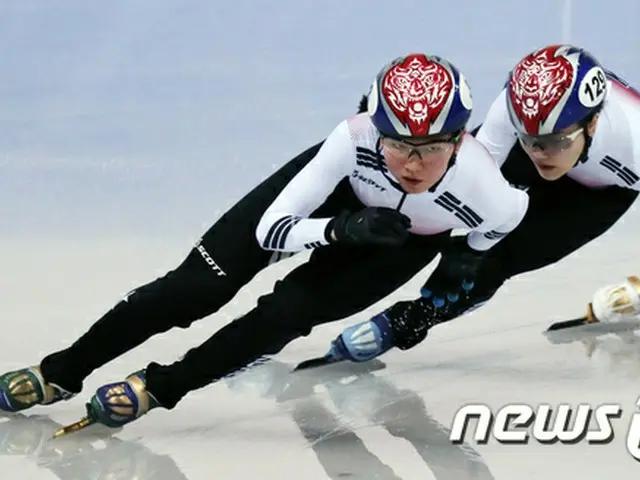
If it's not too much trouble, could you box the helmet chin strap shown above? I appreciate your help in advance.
[573,137,592,169]
[426,130,465,193]
[574,113,599,166]
[572,135,591,167]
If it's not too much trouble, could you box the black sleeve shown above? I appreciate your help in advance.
[492,177,638,278]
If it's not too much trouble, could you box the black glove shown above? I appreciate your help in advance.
[326,207,412,246]
[422,235,486,306]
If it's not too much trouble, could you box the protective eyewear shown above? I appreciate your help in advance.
[518,128,583,154]
[382,133,460,159]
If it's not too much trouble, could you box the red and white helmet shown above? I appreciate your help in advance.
[367,53,473,139]
[506,44,608,136]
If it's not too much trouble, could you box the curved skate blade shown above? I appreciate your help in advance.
[544,318,640,345]
[52,416,95,438]
[546,316,589,331]
[294,356,338,371]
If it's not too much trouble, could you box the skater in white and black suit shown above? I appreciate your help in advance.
[322,44,640,366]
[0,53,528,428]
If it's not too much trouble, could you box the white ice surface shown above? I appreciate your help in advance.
[3,229,640,479]
[2,1,640,478]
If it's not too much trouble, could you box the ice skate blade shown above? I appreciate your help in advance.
[544,318,640,344]
[546,316,590,331]
[293,356,338,371]
[52,416,95,438]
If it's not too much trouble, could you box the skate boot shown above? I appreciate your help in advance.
[0,366,75,413]
[85,369,163,428]
[328,313,396,363]
[295,313,396,370]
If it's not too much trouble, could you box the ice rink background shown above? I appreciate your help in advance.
[2,1,640,478]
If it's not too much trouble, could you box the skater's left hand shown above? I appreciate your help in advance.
[421,235,486,308]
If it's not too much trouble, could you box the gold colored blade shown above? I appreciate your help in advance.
[52,417,94,438]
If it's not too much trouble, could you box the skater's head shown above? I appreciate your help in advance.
[367,53,473,193]
[506,44,607,180]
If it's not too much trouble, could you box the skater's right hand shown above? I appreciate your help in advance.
[327,207,412,246]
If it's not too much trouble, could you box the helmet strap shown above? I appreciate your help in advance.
[574,115,596,167]
[573,105,604,167]
[427,130,465,192]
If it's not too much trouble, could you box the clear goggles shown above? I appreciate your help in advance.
[517,128,583,154]
[381,132,461,158]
